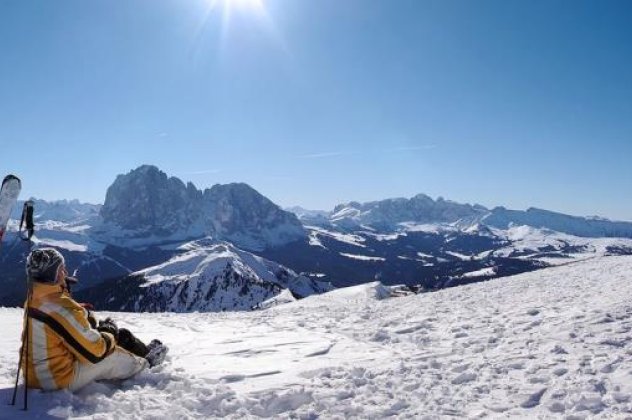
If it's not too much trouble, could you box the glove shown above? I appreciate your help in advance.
[86,310,97,329]
[79,303,97,329]
[97,317,119,340]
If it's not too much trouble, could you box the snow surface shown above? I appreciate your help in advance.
[361,231,406,242]
[398,222,457,234]
[339,252,386,262]
[492,225,632,264]
[2,256,632,418]
[306,226,367,248]
[460,266,497,278]
[445,250,474,261]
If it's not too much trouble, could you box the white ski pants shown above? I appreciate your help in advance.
[69,347,148,392]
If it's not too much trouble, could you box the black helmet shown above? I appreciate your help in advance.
[26,248,65,283]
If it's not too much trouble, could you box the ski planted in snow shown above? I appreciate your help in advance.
[0,175,22,247]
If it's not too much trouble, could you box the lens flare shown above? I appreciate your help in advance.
[191,0,289,67]
[222,0,264,11]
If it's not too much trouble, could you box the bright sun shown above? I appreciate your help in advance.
[220,0,264,11]
[198,0,282,53]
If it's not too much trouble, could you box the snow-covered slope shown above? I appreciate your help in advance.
[76,241,333,312]
[2,256,632,418]
[491,225,632,263]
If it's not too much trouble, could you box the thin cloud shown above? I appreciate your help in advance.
[296,146,435,160]
[184,169,223,175]
[296,152,350,159]
[389,145,437,152]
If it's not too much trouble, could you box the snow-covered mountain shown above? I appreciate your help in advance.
[76,241,333,312]
[329,194,488,230]
[327,194,632,239]
[3,256,632,418]
[483,206,632,238]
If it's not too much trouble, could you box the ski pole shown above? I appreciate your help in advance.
[11,280,32,410]
[10,321,26,406]
[23,308,29,411]
[23,281,32,410]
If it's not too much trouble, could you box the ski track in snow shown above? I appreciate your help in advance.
[2,256,632,418]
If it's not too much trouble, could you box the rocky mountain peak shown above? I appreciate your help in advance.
[101,165,202,234]
[99,165,304,249]
[203,183,305,249]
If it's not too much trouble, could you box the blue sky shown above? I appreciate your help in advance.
[1,0,631,220]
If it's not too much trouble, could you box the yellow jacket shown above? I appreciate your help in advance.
[21,282,117,390]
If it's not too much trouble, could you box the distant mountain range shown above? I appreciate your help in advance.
[11,198,101,223]
[1,164,631,311]
[289,196,632,239]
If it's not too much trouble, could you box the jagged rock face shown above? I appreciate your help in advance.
[331,194,488,229]
[101,165,202,234]
[204,183,305,249]
[100,165,304,248]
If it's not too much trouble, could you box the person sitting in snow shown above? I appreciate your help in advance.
[21,248,168,392]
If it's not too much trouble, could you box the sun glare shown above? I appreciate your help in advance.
[211,0,264,12]
[194,0,287,60]
[217,0,264,12]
